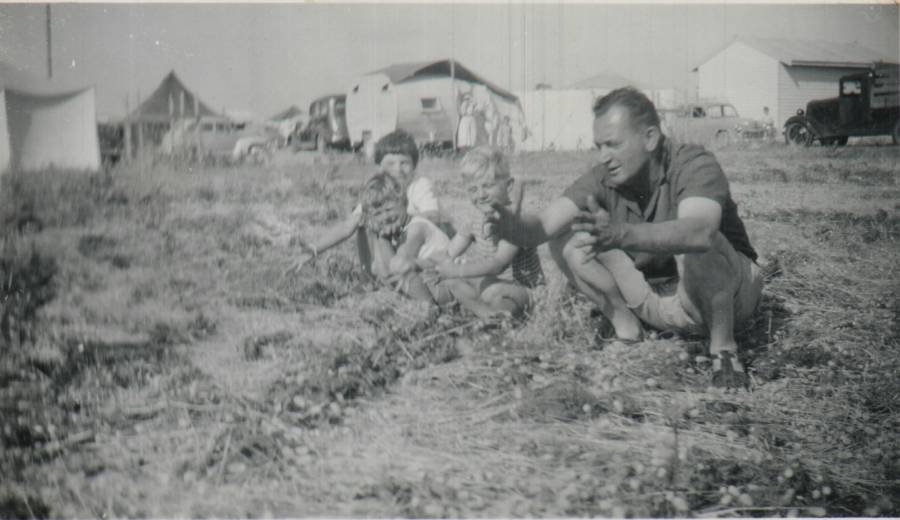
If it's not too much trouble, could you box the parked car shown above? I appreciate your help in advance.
[163,117,279,165]
[660,101,766,147]
[294,94,351,152]
[783,63,900,146]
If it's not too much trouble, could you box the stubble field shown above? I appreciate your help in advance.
[1,142,898,518]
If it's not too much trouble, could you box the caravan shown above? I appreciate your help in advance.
[345,60,525,153]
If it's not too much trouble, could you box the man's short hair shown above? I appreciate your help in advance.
[460,146,510,182]
[374,129,419,168]
[360,172,406,211]
[592,87,661,131]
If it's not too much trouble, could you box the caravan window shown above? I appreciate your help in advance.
[201,122,214,131]
[215,122,228,132]
[420,98,441,112]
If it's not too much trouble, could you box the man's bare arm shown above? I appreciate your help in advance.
[572,196,722,255]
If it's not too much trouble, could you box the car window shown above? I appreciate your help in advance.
[723,105,738,117]
[333,99,346,116]
[215,122,228,132]
[692,106,706,118]
[841,79,862,96]
[201,122,214,131]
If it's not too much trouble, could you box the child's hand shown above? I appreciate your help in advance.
[286,249,315,276]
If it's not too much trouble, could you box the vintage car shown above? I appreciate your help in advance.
[660,101,766,147]
[294,94,351,152]
[783,63,900,146]
[162,117,279,165]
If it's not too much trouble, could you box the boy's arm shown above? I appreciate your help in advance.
[436,239,519,279]
[446,232,475,259]
[287,210,362,274]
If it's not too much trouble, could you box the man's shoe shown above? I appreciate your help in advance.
[711,350,750,390]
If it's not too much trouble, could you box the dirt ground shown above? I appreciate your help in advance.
[1,142,898,518]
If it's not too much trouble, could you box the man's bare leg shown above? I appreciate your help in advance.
[678,233,741,356]
[550,233,643,341]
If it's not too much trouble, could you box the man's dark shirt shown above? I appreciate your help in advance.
[562,136,757,278]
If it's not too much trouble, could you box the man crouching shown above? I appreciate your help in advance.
[490,87,763,389]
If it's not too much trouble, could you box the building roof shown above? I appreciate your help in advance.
[694,36,899,71]
[568,70,644,90]
[364,59,517,102]
[128,70,220,122]
[1,61,92,96]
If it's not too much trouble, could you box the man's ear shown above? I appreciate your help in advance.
[643,125,661,152]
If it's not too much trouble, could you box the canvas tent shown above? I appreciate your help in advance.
[0,62,100,172]
[345,59,526,150]
[124,70,220,159]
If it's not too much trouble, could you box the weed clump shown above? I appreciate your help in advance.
[0,239,57,347]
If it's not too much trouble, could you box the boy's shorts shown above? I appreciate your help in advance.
[627,248,763,336]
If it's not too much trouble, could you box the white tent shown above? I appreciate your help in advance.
[0,62,100,172]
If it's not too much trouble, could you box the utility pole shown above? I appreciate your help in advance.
[450,2,457,151]
[46,4,52,79]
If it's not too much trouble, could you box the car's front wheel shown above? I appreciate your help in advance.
[784,122,813,146]
[714,130,730,149]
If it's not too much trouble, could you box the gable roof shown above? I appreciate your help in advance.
[364,59,518,102]
[694,36,898,71]
[128,70,220,122]
[568,70,645,90]
[269,105,305,121]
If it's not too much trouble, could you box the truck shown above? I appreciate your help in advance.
[783,63,900,146]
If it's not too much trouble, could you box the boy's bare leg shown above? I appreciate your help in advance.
[395,272,436,303]
[443,279,498,319]
[479,280,530,318]
[549,233,644,341]
[357,228,394,280]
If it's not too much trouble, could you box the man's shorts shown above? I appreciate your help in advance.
[626,245,764,336]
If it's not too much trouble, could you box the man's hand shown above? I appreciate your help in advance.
[570,195,626,259]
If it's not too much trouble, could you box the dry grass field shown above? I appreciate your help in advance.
[1,142,898,518]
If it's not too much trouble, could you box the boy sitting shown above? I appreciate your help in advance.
[289,130,440,280]
[434,146,544,319]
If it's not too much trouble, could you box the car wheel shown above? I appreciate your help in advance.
[892,119,900,145]
[714,130,730,148]
[316,134,327,153]
[784,122,813,147]
[247,145,271,166]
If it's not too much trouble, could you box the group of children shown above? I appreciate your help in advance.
[289,130,543,320]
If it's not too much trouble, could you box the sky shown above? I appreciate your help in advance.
[0,2,897,120]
